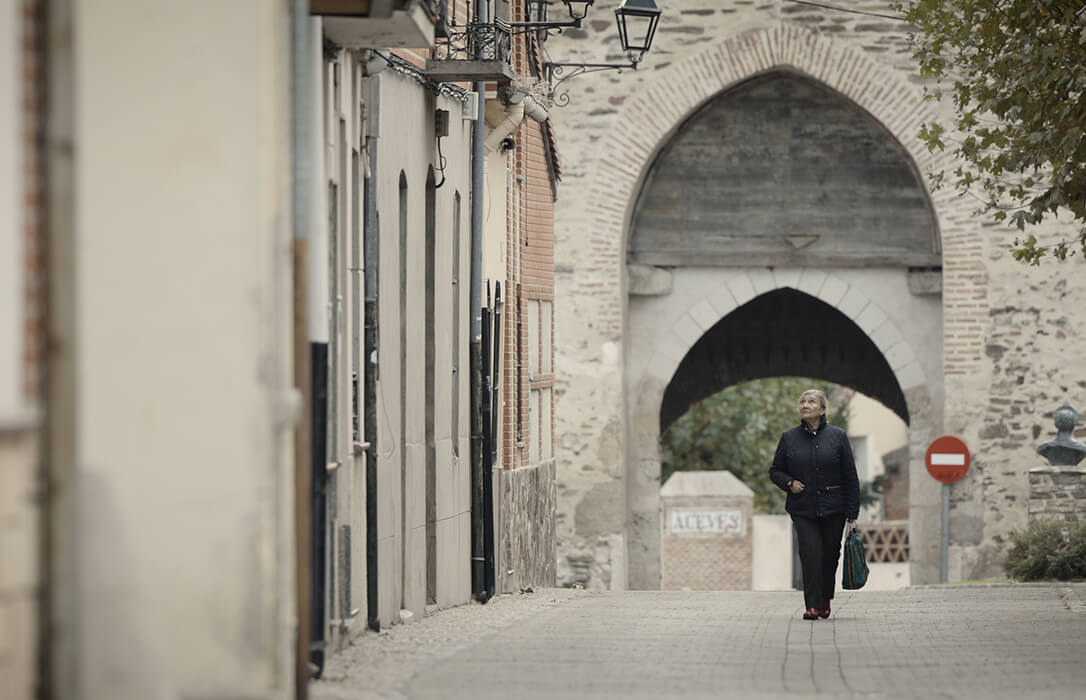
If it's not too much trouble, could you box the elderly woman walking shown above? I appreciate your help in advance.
[769,389,860,620]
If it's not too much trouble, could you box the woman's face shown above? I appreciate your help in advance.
[798,394,826,423]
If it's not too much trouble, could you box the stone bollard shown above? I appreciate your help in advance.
[1029,405,1086,523]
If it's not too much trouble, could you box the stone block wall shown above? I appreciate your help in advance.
[1029,467,1086,523]
[499,459,557,593]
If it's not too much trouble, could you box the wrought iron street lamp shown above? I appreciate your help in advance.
[426,0,663,100]
[543,0,663,106]
[563,0,595,21]
[614,0,661,62]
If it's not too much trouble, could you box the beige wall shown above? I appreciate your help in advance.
[50,2,297,697]
[752,515,792,591]
[370,67,474,627]
[322,42,363,648]
[848,393,908,459]
[0,0,20,420]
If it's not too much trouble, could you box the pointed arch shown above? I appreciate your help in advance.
[644,270,926,409]
[629,71,940,268]
[660,287,909,431]
[576,24,982,372]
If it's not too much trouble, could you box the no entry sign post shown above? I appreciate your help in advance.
[926,436,971,583]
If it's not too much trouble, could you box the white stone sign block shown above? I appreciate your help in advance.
[668,508,744,537]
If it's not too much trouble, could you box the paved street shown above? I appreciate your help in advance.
[312,585,1086,700]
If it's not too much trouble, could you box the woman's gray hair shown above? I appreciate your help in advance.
[800,389,827,410]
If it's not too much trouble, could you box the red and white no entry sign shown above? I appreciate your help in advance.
[926,436,971,484]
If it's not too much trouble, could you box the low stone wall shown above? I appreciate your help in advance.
[659,471,755,591]
[498,459,557,593]
[660,495,753,590]
[1028,466,1086,523]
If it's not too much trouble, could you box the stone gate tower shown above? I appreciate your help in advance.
[547,1,1086,589]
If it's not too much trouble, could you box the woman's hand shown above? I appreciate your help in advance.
[789,479,805,494]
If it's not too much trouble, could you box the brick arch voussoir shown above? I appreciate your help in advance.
[601,23,983,376]
[589,24,972,268]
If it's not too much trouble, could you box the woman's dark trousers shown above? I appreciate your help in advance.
[791,513,847,609]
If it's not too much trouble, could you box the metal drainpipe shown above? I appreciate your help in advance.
[362,71,380,632]
[468,0,490,606]
[470,74,489,603]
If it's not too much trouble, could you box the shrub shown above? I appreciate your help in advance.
[1006,520,1086,581]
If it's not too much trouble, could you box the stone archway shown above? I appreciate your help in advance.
[626,271,940,588]
[554,25,973,590]
[660,288,911,433]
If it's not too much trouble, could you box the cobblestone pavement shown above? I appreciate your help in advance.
[311,584,1086,700]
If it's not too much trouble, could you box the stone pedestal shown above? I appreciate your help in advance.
[1028,466,1086,523]
[660,471,753,590]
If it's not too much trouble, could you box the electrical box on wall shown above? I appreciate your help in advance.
[462,93,479,121]
[435,109,450,138]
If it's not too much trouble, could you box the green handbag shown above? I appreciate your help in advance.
[842,526,869,590]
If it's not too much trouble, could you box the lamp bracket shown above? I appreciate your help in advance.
[500,17,582,37]
[544,60,639,107]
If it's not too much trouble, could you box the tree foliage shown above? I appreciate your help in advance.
[659,378,851,514]
[894,0,1086,263]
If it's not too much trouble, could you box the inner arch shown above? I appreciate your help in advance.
[660,288,909,432]
[629,72,939,268]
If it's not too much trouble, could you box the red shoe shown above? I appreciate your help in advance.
[803,607,820,620]
[818,599,831,619]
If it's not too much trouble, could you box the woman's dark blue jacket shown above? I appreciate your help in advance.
[769,415,861,520]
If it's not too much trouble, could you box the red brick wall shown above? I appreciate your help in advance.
[499,7,556,471]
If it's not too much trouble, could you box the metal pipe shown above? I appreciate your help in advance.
[479,297,492,584]
[469,0,488,599]
[484,283,502,600]
[940,483,949,583]
[469,95,485,599]
[362,72,380,632]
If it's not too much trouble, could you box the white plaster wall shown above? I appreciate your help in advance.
[323,44,362,648]
[849,392,908,456]
[483,133,509,479]
[371,68,474,625]
[752,514,792,591]
[72,2,295,697]
[483,121,509,289]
